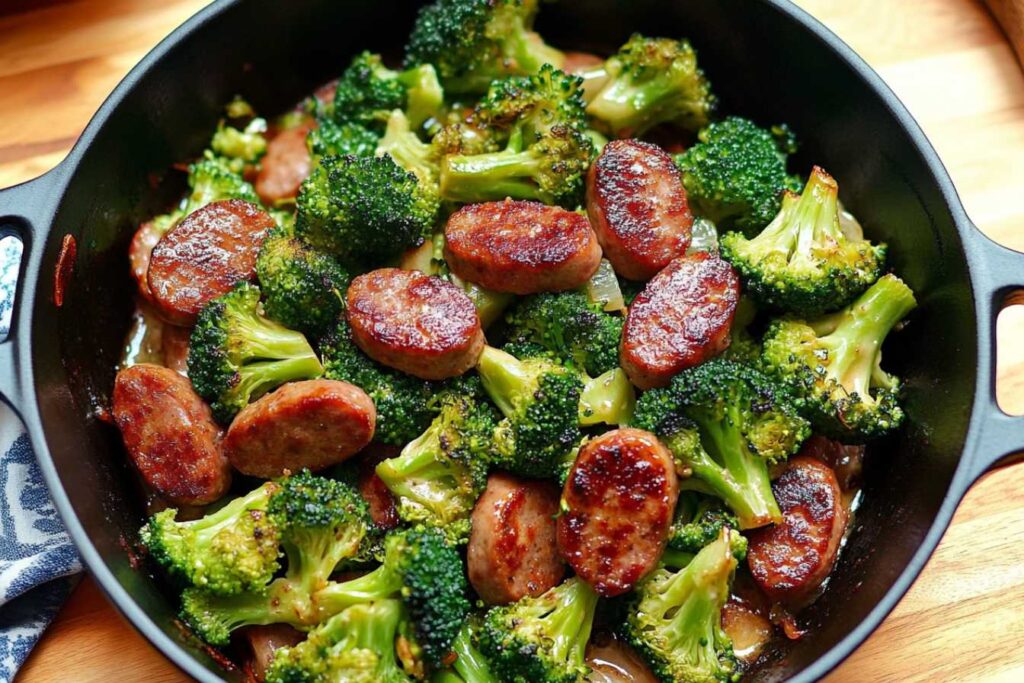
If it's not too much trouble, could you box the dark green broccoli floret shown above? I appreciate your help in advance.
[332,51,444,133]
[479,577,599,683]
[720,167,886,316]
[375,381,499,543]
[476,345,583,478]
[187,283,323,422]
[761,273,916,441]
[437,65,593,206]
[404,0,565,95]
[504,290,623,377]
[431,618,499,683]
[267,600,410,683]
[255,230,350,336]
[377,110,441,187]
[579,368,636,427]
[183,157,261,215]
[633,359,810,529]
[586,34,715,138]
[720,296,762,366]
[321,317,441,445]
[142,482,281,596]
[669,493,748,562]
[295,153,439,266]
[675,117,797,234]
[623,529,740,683]
[180,471,369,645]
[315,527,471,668]
[307,119,380,162]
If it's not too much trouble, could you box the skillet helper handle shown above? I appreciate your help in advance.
[0,172,59,416]
[964,229,1024,479]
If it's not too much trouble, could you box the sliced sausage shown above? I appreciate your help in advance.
[444,199,602,295]
[244,625,305,683]
[468,472,565,605]
[799,434,865,491]
[346,268,484,380]
[147,199,275,325]
[356,444,401,530]
[747,455,848,605]
[586,139,693,281]
[557,428,678,597]
[161,323,191,377]
[620,252,739,390]
[129,219,171,302]
[112,364,229,506]
[224,379,376,479]
[255,120,314,204]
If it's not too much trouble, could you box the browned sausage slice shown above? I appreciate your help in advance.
[355,444,402,530]
[557,428,678,597]
[468,473,565,605]
[255,120,314,204]
[346,268,485,380]
[620,252,739,389]
[586,139,693,281]
[129,219,168,303]
[746,455,848,605]
[147,199,275,325]
[112,364,230,505]
[444,199,602,294]
[223,379,375,479]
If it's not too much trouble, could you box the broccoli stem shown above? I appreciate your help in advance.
[283,526,364,596]
[313,563,403,621]
[476,346,531,418]
[547,579,599,668]
[511,32,565,78]
[440,148,547,203]
[183,484,275,546]
[234,355,325,405]
[183,579,314,645]
[376,426,456,508]
[579,368,636,426]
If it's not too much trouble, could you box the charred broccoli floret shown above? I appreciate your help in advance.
[437,65,593,206]
[375,381,499,543]
[142,482,281,596]
[255,229,350,336]
[623,530,740,683]
[761,273,916,441]
[476,346,583,478]
[295,153,439,266]
[266,600,411,683]
[675,117,797,234]
[333,51,444,132]
[187,283,323,422]
[321,317,441,445]
[586,34,715,137]
[478,577,599,683]
[720,167,886,316]
[315,527,471,668]
[183,157,261,215]
[404,0,565,95]
[633,359,809,529]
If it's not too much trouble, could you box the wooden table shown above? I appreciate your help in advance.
[3,0,1023,681]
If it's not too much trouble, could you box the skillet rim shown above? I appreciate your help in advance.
[10,0,998,680]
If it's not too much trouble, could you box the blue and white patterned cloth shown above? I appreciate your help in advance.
[0,236,82,681]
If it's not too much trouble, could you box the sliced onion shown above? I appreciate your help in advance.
[585,258,626,312]
[687,217,719,254]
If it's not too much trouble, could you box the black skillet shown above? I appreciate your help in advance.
[0,0,1022,680]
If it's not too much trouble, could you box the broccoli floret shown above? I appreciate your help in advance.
[183,157,261,215]
[404,0,565,95]
[431,618,499,683]
[720,296,762,366]
[321,317,441,445]
[437,65,593,206]
[669,493,748,562]
[267,600,411,683]
[476,346,583,478]
[142,482,281,596]
[255,229,349,336]
[333,51,444,132]
[315,527,471,668]
[479,577,599,683]
[587,34,715,138]
[180,471,369,646]
[187,283,323,422]
[211,118,268,166]
[633,359,810,529]
[675,117,797,234]
[720,167,886,316]
[295,153,438,266]
[307,119,380,162]
[375,382,498,543]
[377,110,441,186]
[623,529,740,683]
[579,368,636,427]
[761,273,916,441]
[504,290,623,377]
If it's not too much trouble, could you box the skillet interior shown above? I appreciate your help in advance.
[25,0,977,680]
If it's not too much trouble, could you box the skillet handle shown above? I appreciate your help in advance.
[964,229,1024,480]
[0,171,62,418]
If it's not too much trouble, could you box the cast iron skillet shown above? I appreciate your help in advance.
[0,0,1022,680]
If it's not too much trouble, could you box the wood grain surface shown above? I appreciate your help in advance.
[3,0,1023,681]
